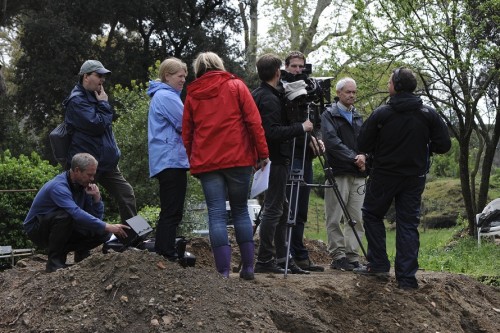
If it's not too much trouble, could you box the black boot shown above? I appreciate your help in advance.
[74,249,91,263]
[46,255,68,273]
[155,222,179,260]
[45,214,73,273]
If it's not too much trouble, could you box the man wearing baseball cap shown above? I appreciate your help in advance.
[63,60,137,230]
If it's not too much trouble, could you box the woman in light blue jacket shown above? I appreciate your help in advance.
[147,58,189,260]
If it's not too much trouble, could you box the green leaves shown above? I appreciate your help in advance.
[0,150,59,248]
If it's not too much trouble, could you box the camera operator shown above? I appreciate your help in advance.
[354,67,451,290]
[282,51,325,272]
[321,77,366,271]
[252,54,312,274]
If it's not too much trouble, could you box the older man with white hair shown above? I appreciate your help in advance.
[24,153,130,273]
[321,77,367,271]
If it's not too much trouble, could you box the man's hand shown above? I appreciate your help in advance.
[309,137,325,156]
[95,85,108,102]
[105,223,130,239]
[354,154,366,172]
[302,119,313,132]
[85,183,101,203]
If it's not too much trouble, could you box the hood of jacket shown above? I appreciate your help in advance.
[62,84,89,107]
[388,92,423,113]
[147,80,180,98]
[187,71,234,100]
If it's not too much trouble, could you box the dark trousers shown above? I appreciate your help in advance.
[27,210,111,261]
[362,174,425,287]
[289,157,313,261]
[257,163,289,263]
[154,168,187,258]
[96,166,137,223]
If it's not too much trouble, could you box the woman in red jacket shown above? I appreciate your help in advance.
[183,52,269,280]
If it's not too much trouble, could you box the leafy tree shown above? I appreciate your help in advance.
[260,0,370,59]
[342,0,500,234]
[5,0,242,161]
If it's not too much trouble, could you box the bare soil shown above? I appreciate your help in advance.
[1,237,499,333]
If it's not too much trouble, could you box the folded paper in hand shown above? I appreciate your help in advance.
[250,161,271,198]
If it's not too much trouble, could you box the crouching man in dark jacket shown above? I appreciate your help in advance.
[24,153,129,272]
[354,67,451,290]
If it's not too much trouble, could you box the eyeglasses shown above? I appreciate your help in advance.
[290,64,305,68]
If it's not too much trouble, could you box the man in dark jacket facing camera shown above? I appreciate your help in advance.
[354,67,451,290]
[321,77,366,272]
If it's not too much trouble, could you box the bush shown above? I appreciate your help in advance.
[0,151,59,248]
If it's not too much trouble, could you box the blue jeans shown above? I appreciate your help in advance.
[362,173,425,287]
[198,166,253,248]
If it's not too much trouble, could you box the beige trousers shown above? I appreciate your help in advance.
[324,175,366,262]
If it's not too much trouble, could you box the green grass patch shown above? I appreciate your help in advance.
[304,191,499,285]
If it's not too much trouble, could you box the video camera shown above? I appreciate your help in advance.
[281,65,333,104]
[281,64,333,125]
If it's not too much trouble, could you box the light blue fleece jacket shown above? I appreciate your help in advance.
[147,81,189,177]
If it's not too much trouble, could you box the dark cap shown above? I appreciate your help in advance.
[79,60,111,75]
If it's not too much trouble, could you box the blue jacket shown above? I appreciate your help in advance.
[64,84,120,172]
[23,172,106,234]
[147,81,189,177]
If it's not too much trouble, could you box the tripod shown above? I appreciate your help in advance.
[283,103,367,278]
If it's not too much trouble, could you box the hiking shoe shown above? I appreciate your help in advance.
[255,260,287,274]
[397,283,418,290]
[239,271,255,281]
[350,261,361,269]
[330,257,354,271]
[295,258,325,272]
[278,260,310,274]
[74,250,91,263]
[353,265,389,278]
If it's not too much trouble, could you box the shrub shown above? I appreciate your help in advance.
[0,151,59,248]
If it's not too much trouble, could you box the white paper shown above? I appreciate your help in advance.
[250,161,271,198]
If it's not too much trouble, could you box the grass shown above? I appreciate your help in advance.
[304,192,500,285]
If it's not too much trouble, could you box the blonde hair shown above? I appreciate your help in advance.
[158,57,187,83]
[192,52,225,78]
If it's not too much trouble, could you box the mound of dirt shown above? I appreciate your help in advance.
[1,238,499,333]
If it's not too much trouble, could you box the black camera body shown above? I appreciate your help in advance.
[281,66,333,104]
[281,66,332,126]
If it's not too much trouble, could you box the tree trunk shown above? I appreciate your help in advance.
[239,0,258,83]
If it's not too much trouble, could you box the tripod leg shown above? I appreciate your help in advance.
[284,225,293,278]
